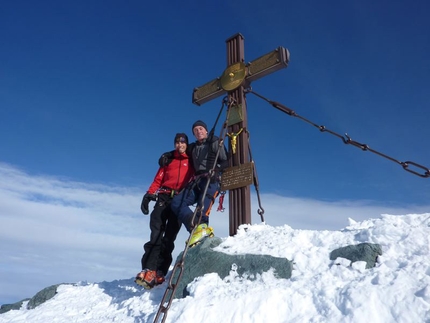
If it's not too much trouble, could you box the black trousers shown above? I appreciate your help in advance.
[140,193,182,275]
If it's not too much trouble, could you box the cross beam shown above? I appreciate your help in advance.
[192,38,289,106]
[192,33,289,236]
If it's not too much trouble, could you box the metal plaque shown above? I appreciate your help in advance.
[228,104,243,126]
[221,162,254,191]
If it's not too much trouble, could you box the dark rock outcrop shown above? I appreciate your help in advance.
[330,243,382,268]
[171,236,292,298]
[27,284,64,309]
[1,283,67,314]
[0,299,29,314]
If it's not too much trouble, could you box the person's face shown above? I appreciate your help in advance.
[175,139,187,154]
[193,126,207,142]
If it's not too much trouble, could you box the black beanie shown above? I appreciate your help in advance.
[192,120,207,132]
[174,133,189,145]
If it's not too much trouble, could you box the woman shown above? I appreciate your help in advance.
[135,133,194,289]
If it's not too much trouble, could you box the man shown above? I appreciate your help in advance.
[169,120,228,247]
[135,133,194,289]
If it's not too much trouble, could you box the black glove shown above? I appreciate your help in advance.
[141,193,156,215]
[158,151,174,167]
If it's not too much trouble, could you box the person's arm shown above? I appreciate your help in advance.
[211,139,228,162]
[140,167,164,214]
[158,150,175,167]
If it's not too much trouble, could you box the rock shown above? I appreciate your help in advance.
[171,236,292,298]
[0,299,30,314]
[27,284,67,310]
[0,283,66,314]
[330,243,382,269]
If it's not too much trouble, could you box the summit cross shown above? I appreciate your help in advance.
[192,33,289,236]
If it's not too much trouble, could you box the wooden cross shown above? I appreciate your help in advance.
[192,33,289,236]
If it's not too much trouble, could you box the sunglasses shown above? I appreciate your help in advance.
[175,137,187,143]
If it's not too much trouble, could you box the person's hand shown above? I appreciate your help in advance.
[158,151,174,167]
[141,193,156,215]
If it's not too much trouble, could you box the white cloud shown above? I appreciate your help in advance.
[0,163,149,304]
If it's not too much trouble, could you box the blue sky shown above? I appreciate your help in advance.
[1,1,430,203]
[1,1,429,204]
[1,0,430,305]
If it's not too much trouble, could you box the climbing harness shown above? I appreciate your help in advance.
[245,88,430,178]
[153,97,233,323]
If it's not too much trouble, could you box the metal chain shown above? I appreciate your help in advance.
[241,95,266,222]
[243,127,265,222]
[153,97,234,323]
[246,89,430,178]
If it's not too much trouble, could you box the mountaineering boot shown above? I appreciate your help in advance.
[187,223,214,247]
[155,270,165,285]
[135,269,157,289]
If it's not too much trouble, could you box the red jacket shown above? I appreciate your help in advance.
[147,150,194,195]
